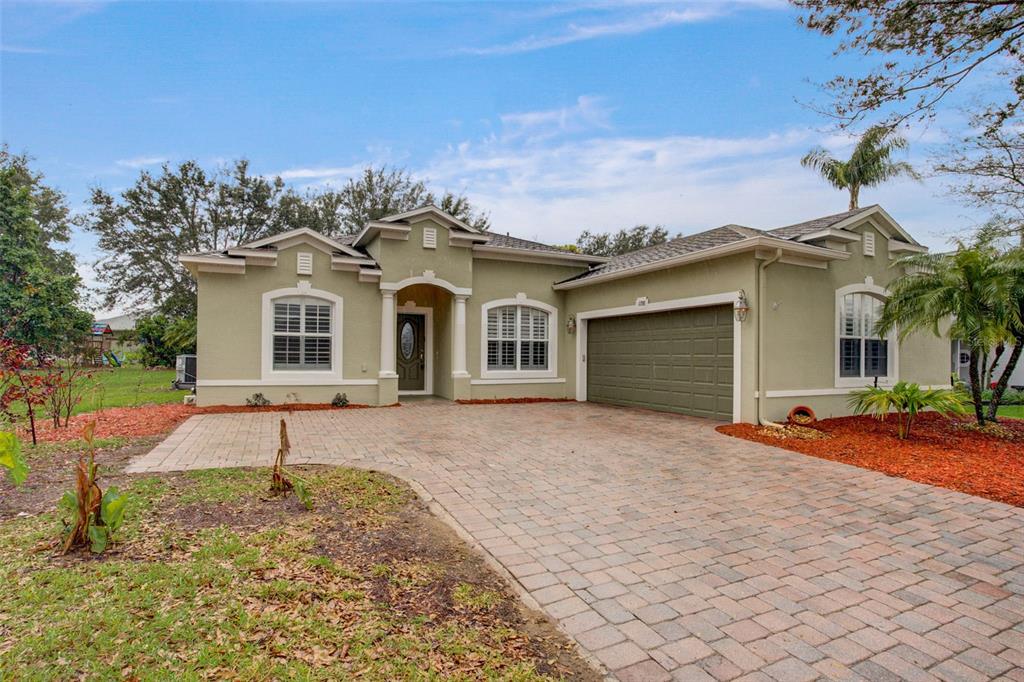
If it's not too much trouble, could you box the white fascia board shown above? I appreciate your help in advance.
[553,236,846,290]
[795,228,861,243]
[833,206,919,245]
[473,245,609,265]
[379,205,479,233]
[353,221,411,247]
[889,241,928,254]
[178,255,246,274]
[358,269,383,282]
[243,227,365,259]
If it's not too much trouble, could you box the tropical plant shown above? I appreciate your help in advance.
[270,419,312,510]
[246,392,271,407]
[331,392,349,408]
[60,421,129,553]
[848,382,969,439]
[0,431,28,486]
[877,243,1013,425]
[801,126,921,209]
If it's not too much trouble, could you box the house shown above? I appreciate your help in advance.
[180,204,950,423]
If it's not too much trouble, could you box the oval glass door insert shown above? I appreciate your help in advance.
[400,321,415,360]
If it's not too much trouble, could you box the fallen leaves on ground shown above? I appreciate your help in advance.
[718,413,1024,507]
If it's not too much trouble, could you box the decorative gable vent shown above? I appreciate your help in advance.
[297,251,313,275]
[863,232,875,257]
[423,227,437,249]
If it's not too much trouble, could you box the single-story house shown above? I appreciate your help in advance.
[180,204,949,422]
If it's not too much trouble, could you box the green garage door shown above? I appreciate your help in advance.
[586,305,734,420]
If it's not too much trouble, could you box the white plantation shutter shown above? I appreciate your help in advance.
[272,297,332,369]
[486,304,550,371]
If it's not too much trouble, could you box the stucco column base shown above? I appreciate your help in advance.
[452,374,471,401]
[378,375,399,405]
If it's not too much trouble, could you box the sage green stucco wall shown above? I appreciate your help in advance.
[466,259,587,400]
[564,253,758,421]
[758,218,949,421]
[377,219,473,288]
[195,243,381,406]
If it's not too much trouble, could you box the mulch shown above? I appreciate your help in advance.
[18,402,373,444]
[718,412,1024,507]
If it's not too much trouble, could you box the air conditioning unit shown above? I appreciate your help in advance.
[173,354,197,389]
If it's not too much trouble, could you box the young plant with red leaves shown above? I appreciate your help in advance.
[0,337,55,445]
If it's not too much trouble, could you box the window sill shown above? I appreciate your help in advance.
[471,377,566,385]
[835,377,897,389]
[480,370,558,380]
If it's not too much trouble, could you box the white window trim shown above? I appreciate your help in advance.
[834,282,899,388]
[396,304,434,396]
[574,292,743,423]
[479,297,558,379]
[261,286,344,385]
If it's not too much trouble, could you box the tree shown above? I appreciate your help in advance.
[876,243,1018,425]
[0,167,92,354]
[575,225,671,257]
[801,125,921,209]
[327,166,489,236]
[134,315,195,368]
[83,162,490,317]
[937,120,1024,243]
[795,1,1024,133]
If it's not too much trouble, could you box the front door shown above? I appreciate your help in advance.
[397,313,426,391]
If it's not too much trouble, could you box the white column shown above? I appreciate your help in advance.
[379,290,397,377]
[453,294,470,377]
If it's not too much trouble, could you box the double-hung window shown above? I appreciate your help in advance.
[486,305,549,372]
[272,297,332,370]
[839,293,888,379]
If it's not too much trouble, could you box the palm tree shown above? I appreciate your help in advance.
[876,243,1012,425]
[801,126,921,210]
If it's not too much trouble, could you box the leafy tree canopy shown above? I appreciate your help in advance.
[0,160,92,355]
[796,0,1024,133]
[801,125,920,209]
[83,162,487,318]
[575,225,672,257]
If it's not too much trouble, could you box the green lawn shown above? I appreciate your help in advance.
[8,367,188,419]
[997,404,1024,419]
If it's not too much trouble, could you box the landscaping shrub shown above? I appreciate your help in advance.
[59,421,129,553]
[246,392,271,407]
[331,392,349,408]
[848,381,969,439]
[134,314,195,368]
[0,431,27,486]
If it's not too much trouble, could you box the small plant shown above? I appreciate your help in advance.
[0,431,28,486]
[848,381,969,440]
[59,421,129,553]
[45,359,94,428]
[246,392,271,407]
[331,392,349,408]
[269,418,312,510]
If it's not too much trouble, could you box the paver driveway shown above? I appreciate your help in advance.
[128,401,1024,681]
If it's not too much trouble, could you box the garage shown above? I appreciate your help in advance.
[585,305,734,420]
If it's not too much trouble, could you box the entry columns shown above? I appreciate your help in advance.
[453,295,470,378]
[379,291,398,378]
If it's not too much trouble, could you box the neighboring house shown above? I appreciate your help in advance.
[951,340,1024,389]
[95,312,144,355]
[180,204,950,422]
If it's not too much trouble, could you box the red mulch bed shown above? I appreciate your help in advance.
[456,398,576,405]
[19,402,373,443]
[718,412,1024,507]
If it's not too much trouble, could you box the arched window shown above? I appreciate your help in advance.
[271,296,333,370]
[479,298,558,379]
[839,288,888,378]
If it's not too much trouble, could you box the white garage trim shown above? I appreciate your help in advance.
[574,291,743,423]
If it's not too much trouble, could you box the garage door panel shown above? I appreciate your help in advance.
[587,305,733,421]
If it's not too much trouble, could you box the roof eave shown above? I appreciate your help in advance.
[472,244,609,265]
[553,236,847,290]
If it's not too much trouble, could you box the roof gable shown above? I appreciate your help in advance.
[243,227,366,258]
[769,205,919,246]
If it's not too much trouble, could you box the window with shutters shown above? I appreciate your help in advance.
[836,287,897,387]
[483,303,554,375]
[271,296,332,370]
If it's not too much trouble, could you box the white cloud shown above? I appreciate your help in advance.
[422,122,979,251]
[115,155,167,169]
[500,95,612,141]
[459,5,728,56]
[277,165,365,181]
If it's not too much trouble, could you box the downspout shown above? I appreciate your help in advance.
[757,248,784,427]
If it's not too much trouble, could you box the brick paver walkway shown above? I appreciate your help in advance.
[127,402,1024,681]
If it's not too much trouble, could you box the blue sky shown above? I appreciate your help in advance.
[1,1,989,312]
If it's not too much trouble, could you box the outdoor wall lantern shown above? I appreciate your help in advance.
[566,314,577,334]
[734,290,751,322]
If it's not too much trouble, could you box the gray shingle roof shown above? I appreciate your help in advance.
[767,205,875,240]
[560,224,764,283]
[480,231,584,256]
